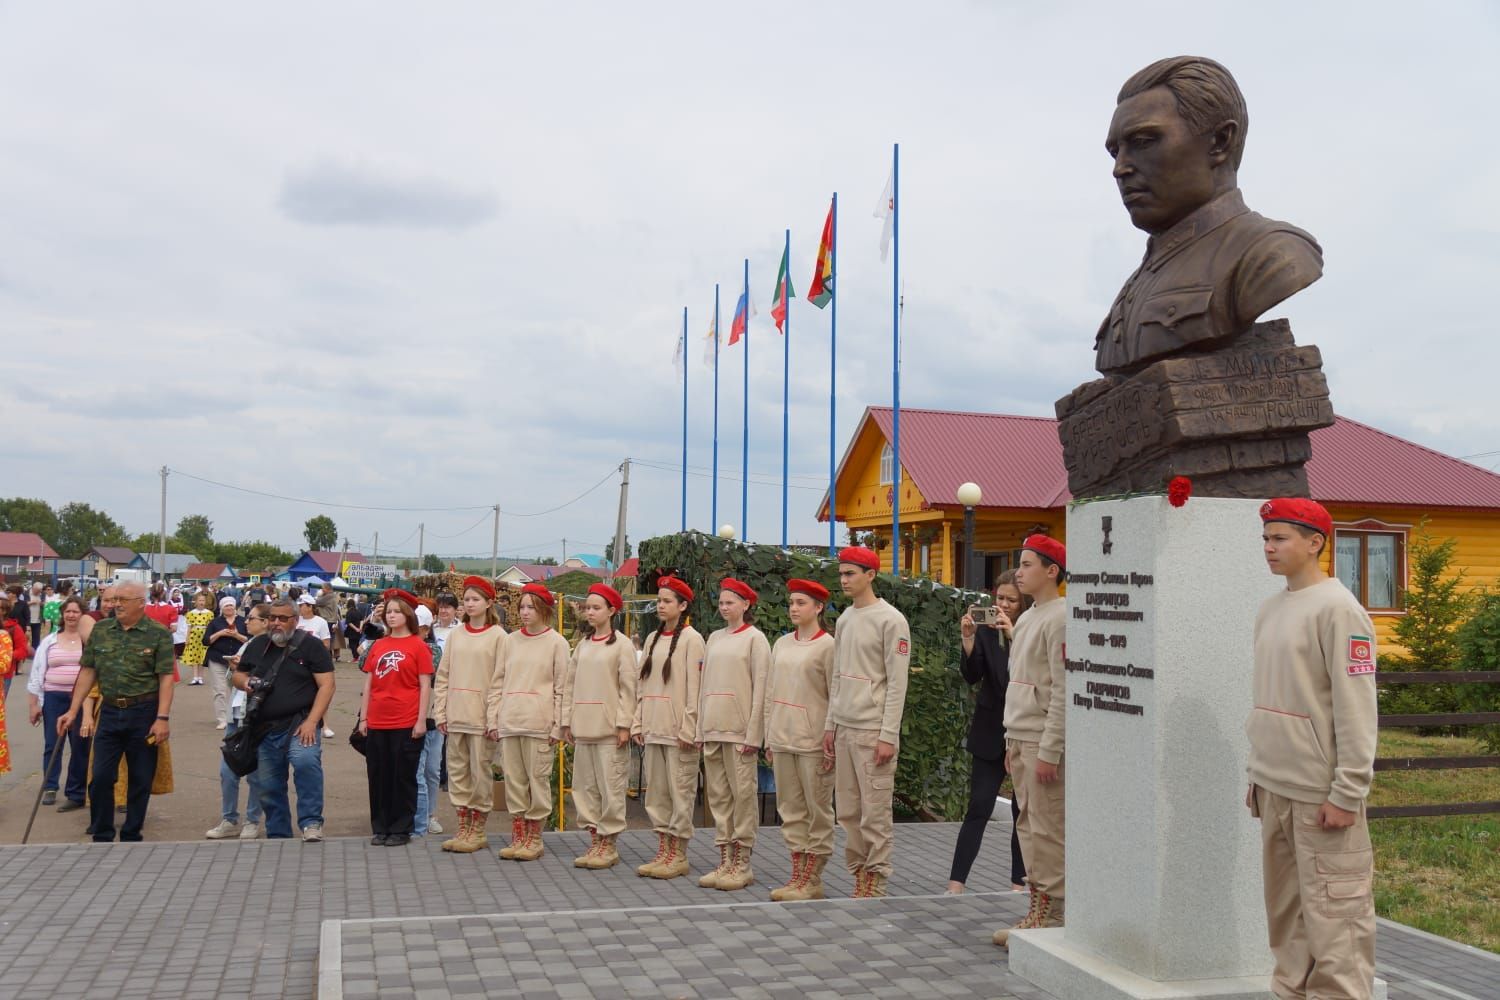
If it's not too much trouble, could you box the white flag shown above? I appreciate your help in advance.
[875,168,894,261]
[673,332,684,381]
[701,313,718,369]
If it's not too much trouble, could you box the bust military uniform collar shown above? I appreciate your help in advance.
[1142,189,1249,272]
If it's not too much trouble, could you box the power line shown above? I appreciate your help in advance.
[425,511,494,540]
[633,459,827,492]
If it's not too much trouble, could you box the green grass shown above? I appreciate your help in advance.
[1369,730,1499,952]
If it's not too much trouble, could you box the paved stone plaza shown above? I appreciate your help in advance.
[0,823,1494,999]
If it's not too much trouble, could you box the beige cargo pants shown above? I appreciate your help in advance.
[499,735,554,821]
[773,750,835,856]
[834,726,897,877]
[572,739,629,836]
[1254,786,1376,1000]
[1009,738,1065,902]
[445,731,494,812]
[703,741,760,848]
[643,742,698,840]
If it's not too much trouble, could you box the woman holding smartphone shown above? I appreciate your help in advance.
[560,583,637,870]
[947,570,1030,893]
[358,590,433,846]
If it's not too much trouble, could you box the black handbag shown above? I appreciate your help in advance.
[219,636,296,776]
[349,713,368,757]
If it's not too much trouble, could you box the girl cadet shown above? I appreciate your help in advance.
[358,590,434,846]
[560,582,637,870]
[765,578,837,902]
[633,575,705,880]
[494,582,569,862]
[696,577,771,891]
[434,576,507,854]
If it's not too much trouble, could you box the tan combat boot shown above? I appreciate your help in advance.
[441,808,469,852]
[1034,892,1063,929]
[499,816,526,860]
[592,833,620,869]
[994,889,1045,948]
[637,832,669,877]
[514,819,545,861]
[770,852,806,902]
[698,844,731,889]
[456,810,489,853]
[575,829,601,868]
[717,842,754,891]
[851,867,869,898]
[862,869,887,898]
[652,835,689,879]
[781,854,827,901]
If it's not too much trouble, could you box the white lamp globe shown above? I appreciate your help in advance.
[956,482,983,508]
[718,524,737,540]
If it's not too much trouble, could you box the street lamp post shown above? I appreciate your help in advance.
[956,482,982,590]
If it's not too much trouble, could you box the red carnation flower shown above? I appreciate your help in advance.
[1168,476,1192,507]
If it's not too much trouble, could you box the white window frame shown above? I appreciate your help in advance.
[879,443,895,486]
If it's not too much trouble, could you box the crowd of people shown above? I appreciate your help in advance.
[0,499,1377,991]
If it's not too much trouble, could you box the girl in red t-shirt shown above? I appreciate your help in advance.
[358,592,433,846]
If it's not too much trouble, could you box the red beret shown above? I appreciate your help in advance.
[720,577,758,606]
[520,582,555,607]
[1260,498,1333,538]
[462,575,495,600]
[382,588,420,609]
[588,583,623,611]
[1021,534,1066,571]
[787,578,829,603]
[837,546,880,571]
[658,575,694,602]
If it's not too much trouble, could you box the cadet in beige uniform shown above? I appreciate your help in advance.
[767,578,836,902]
[1249,498,1378,1000]
[633,575,705,880]
[494,583,569,861]
[561,583,637,870]
[995,534,1068,948]
[696,577,772,891]
[822,546,910,898]
[433,576,506,853]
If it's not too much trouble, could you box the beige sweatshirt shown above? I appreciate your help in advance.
[562,632,639,743]
[491,627,569,741]
[633,625,705,746]
[1248,577,1378,812]
[766,629,835,755]
[1002,598,1067,764]
[825,599,911,745]
[698,623,772,747]
[432,623,506,734]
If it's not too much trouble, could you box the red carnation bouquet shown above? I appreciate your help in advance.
[1167,476,1192,507]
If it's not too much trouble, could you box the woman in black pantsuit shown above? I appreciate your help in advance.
[947,571,1030,893]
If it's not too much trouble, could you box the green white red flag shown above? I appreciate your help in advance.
[771,244,795,333]
[807,199,834,309]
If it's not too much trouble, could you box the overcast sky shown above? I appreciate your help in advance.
[4,2,1497,563]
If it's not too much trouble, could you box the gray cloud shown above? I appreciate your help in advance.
[277,160,497,229]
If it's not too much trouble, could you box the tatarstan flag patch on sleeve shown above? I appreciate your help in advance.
[896,639,909,656]
[1348,635,1375,675]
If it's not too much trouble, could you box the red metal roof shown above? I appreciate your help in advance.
[614,557,639,578]
[829,407,1500,513]
[0,532,60,559]
[183,562,229,580]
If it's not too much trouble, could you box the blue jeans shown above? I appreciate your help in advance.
[89,700,159,842]
[413,729,443,835]
[42,690,90,803]
[254,721,323,838]
[220,721,264,825]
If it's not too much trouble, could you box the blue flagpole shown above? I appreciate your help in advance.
[891,143,901,576]
[781,228,790,551]
[829,192,839,557]
[741,257,750,541]
[713,283,721,532]
[681,306,688,532]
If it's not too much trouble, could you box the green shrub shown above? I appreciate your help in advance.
[1454,590,1500,754]
[1381,523,1473,732]
[637,531,984,819]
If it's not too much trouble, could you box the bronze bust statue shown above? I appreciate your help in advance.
[1056,56,1334,499]
[1095,57,1323,376]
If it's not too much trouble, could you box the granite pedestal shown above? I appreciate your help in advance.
[1008,496,1385,999]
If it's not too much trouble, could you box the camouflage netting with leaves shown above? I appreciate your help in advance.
[638,530,986,820]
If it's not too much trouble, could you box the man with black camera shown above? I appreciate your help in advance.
[232,598,335,842]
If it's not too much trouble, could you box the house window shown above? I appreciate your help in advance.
[1333,527,1405,612]
[879,444,894,485]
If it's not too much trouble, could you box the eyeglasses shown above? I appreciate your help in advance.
[267,613,296,622]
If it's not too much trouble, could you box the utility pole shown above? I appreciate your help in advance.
[417,523,425,570]
[490,504,500,580]
[158,466,168,582]
[337,536,348,581]
[562,538,568,564]
[373,531,379,565]
[611,459,631,579]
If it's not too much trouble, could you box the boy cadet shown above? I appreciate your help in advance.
[994,534,1068,948]
[1249,499,1378,999]
[822,546,911,898]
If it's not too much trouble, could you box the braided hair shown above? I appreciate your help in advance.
[641,597,690,684]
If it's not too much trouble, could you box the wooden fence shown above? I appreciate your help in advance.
[1371,670,1500,819]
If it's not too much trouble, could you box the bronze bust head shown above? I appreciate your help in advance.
[1095,57,1323,376]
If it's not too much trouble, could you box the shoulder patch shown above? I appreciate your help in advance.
[1348,635,1375,675]
[896,638,909,656]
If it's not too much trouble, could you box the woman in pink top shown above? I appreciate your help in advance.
[27,596,91,809]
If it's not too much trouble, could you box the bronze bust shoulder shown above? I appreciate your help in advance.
[1095,56,1323,377]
